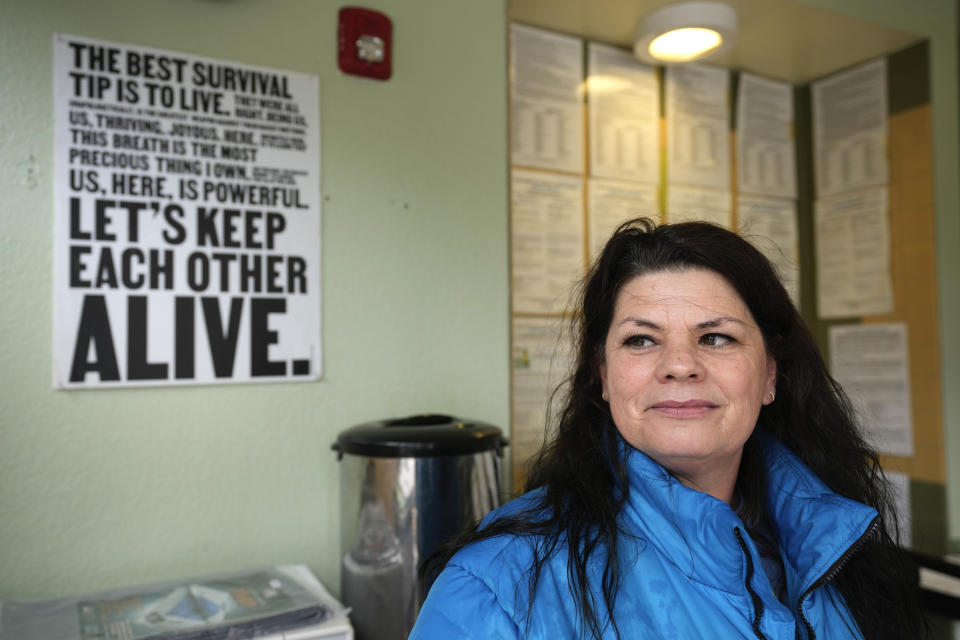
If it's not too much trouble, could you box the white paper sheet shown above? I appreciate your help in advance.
[511,169,585,314]
[510,24,584,173]
[829,323,914,457]
[587,178,659,261]
[815,186,892,318]
[511,316,573,467]
[737,195,800,306]
[812,58,888,197]
[736,73,796,198]
[52,34,322,388]
[884,470,912,548]
[587,43,659,184]
[666,64,730,190]
[665,184,731,228]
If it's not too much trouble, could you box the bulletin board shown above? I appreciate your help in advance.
[800,43,946,554]
[507,26,946,556]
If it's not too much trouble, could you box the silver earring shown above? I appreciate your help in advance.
[767,391,775,403]
[602,391,608,402]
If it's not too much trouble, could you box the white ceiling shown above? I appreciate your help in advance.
[507,0,923,84]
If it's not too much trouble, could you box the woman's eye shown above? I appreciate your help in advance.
[701,333,734,347]
[624,335,655,348]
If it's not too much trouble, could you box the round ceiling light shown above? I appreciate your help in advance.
[634,1,737,65]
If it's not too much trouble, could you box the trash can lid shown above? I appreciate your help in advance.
[332,414,507,458]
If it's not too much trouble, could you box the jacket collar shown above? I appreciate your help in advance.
[619,432,878,597]
[758,433,878,593]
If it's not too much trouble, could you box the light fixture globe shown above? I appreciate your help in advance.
[634,1,737,65]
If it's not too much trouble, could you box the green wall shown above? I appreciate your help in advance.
[0,0,509,598]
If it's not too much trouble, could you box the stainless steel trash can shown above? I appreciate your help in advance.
[332,414,507,640]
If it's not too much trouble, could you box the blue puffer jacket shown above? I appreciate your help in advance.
[410,437,877,639]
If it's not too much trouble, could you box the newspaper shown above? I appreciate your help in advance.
[0,566,338,640]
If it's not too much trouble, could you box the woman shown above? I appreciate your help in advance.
[411,219,922,639]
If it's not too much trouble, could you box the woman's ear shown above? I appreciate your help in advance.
[600,361,608,400]
[763,356,777,404]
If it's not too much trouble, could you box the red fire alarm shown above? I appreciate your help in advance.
[338,7,392,80]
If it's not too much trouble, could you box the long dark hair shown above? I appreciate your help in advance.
[424,218,923,638]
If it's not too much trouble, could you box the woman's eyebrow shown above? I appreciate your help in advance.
[618,317,662,330]
[695,317,749,330]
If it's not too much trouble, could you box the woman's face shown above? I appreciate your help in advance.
[600,268,776,492]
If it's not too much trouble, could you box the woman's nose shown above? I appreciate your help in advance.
[655,343,704,381]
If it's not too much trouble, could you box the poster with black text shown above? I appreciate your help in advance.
[53,34,321,388]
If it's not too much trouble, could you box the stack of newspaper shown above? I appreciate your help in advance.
[0,565,352,640]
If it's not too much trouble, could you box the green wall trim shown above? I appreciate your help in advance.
[888,40,931,113]
[912,480,949,555]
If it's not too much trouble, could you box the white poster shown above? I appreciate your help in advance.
[737,194,800,306]
[511,170,584,314]
[885,470,912,548]
[666,64,730,190]
[665,184,731,228]
[53,34,322,388]
[510,24,584,174]
[829,323,913,457]
[736,73,796,198]
[812,58,888,197]
[815,186,892,318]
[587,43,659,183]
[511,317,573,467]
[587,178,658,261]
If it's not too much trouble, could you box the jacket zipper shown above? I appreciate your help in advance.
[795,516,879,640]
[734,527,768,640]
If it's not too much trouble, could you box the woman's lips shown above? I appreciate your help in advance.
[649,399,717,418]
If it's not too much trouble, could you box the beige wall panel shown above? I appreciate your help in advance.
[868,105,943,484]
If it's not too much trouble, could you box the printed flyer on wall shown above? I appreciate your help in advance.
[52,34,322,388]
